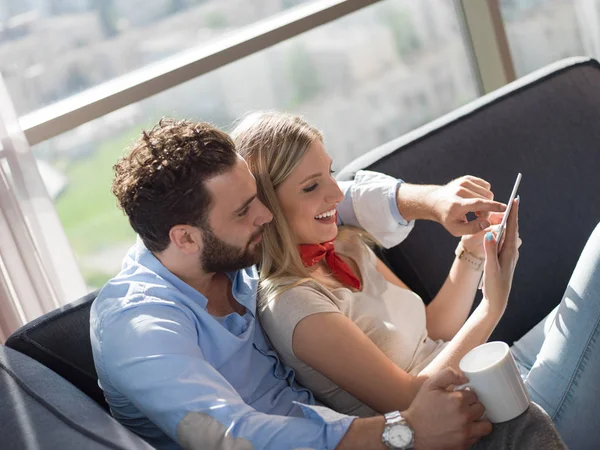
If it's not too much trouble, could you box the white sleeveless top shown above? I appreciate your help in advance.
[259,236,448,417]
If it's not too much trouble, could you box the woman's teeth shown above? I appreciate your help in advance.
[315,209,336,219]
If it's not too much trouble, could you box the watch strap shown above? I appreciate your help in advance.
[455,241,484,271]
[382,411,414,449]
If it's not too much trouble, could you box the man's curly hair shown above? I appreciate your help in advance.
[112,118,237,252]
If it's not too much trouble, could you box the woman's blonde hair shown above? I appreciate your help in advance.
[232,111,374,306]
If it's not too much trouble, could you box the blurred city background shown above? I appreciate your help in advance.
[0,0,597,289]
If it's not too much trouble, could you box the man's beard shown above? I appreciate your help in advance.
[200,226,263,273]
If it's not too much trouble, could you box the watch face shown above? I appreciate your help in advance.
[388,424,413,447]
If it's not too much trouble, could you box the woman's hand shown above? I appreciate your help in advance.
[481,198,520,314]
[461,212,522,259]
[461,212,503,259]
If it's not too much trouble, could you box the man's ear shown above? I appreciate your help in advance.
[169,225,201,255]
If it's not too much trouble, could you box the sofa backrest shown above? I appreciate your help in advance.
[5,289,107,410]
[339,57,600,344]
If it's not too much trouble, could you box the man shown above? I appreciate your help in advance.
[91,118,564,449]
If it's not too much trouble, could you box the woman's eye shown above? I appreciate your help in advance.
[329,169,335,175]
[303,184,318,193]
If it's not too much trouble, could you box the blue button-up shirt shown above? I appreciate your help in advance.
[90,171,414,450]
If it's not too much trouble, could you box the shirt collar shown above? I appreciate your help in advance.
[129,237,258,316]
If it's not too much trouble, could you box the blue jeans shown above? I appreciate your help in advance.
[511,222,600,450]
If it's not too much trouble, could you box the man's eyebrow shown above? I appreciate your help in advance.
[233,194,256,215]
[299,172,321,184]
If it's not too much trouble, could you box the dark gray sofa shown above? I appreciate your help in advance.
[339,56,600,344]
[3,56,600,448]
[0,345,153,450]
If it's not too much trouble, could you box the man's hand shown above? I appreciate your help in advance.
[397,176,507,237]
[402,368,492,450]
[461,212,522,260]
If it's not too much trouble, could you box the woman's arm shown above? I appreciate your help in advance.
[375,252,483,341]
[374,258,499,382]
[424,211,521,340]
[292,302,499,413]
[420,201,520,378]
[310,200,517,412]
[292,311,422,413]
[421,244,484,341]
[377,211,506,341]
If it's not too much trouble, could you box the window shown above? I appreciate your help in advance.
[28,0,477,291]
[0,0,315,115]
[500,0,599,77]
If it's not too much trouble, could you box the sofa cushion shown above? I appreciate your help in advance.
[5,290,107,410]
[339,57,600,344]
[0,345,153,450]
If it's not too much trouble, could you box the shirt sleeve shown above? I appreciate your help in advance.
[97,302,354,450]
[336,170,415,249]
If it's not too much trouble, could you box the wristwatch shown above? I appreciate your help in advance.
[382,411,414,449]
[455,240,484,271]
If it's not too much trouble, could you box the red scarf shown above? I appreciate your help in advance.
[298,241,361,290]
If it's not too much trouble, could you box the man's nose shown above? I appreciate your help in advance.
[255,199,273,226]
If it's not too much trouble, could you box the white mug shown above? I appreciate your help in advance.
[456,341,530,423]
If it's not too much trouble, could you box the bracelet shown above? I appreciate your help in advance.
[455,241,484,271]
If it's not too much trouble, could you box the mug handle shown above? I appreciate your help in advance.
[453,384,487,420]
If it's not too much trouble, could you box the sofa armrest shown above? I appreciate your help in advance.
[0,345,154,450]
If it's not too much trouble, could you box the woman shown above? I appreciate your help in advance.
[232,111,600,449]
